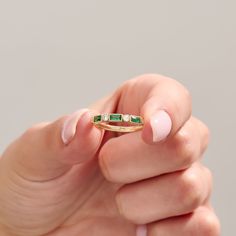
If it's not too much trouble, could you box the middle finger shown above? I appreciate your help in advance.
[99,117,209,184]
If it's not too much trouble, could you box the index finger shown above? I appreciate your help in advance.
[116,74,192,144]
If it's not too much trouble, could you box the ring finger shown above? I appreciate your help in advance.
[147,205,220,236]
[115,163,212,224]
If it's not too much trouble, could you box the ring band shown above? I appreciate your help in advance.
[91,113,144,133]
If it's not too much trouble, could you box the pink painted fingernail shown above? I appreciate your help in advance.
[61,108,89,145]
[150,110,172,142]
[136,225,147,236]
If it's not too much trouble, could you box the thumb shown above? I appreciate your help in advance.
[1,108,104,182]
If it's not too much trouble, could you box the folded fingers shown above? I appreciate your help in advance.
[99,116,209,184]
[115,163,212,224]
[148,205,220,236]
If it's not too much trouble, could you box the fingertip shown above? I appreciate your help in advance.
[141,121,153,145]
[61,109,104,164]
[142,110,172,145]
[61,108,89,145]
[75,109,104,146]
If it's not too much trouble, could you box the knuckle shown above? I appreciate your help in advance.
[203,122,210,140]
[134,73,164,82]
[173,130,197,168]
[168,78,192,104]
[22,123,47,140]
[21,122,55,154]
[179,171,202,211]
[23,125,39,137]
[183,86,192,103]
[172,79,192,104]
[198,212,221,236]
[204,166,213,182]
[203,166,213,194]
[201,122,211,153]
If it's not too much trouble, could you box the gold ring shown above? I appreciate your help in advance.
[91,113,144,133]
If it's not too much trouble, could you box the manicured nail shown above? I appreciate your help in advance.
[61,108,89,145]
[150,110,172,142]
[136,225,147,236]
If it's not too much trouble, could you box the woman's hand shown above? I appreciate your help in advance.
[0,74,220,236]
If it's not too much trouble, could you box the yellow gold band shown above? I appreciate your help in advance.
[91,113,144,133]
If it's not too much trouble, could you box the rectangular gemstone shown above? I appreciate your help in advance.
[130,115,142,123]
[109,114,122,122]
[94,115,102,123]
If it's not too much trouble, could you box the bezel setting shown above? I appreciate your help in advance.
[93,113,143,124]
[102,114,109,122]
[123,114,130,122]
[109,114,123,122]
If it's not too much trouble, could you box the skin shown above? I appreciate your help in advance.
[0,74,220,236]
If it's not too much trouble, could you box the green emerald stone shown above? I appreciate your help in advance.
[94,115,102,123]
[109,114,122,122]
[130,115,142,123]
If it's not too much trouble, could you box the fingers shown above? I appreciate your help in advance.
[115,163,212,224]
[61,109,104,164]
[99,116,209,183]
[139,75,192,143]
[1,109,104,181]
[148,206,220,236]
[116,74,191,143]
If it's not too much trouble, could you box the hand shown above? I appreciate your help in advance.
[0,74,220,236]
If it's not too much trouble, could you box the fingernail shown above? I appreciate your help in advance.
[61,108,89,145]
[136,225,147,236]
[150,110,172,142]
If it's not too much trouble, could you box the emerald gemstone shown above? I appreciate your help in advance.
[94,115,102,123]
[109,114,122,122]
[130,115,142,123]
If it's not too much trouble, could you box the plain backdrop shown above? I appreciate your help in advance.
[0,1,235,235]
